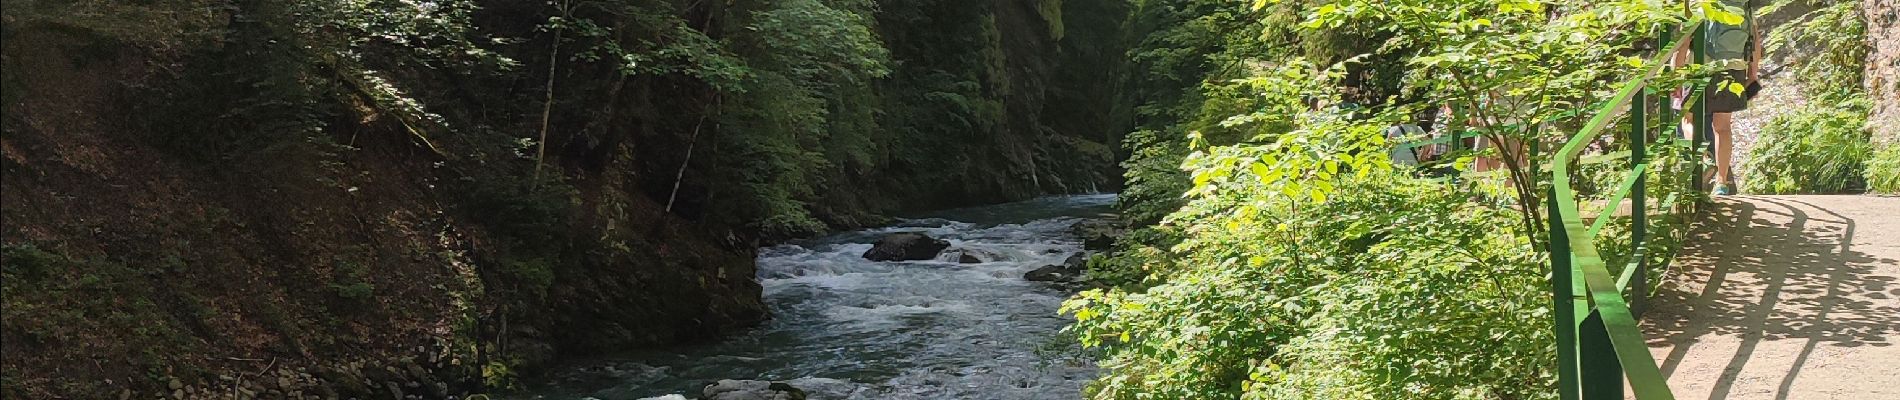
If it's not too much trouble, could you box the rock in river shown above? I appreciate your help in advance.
[861,232,950,261]
[943,247,1007,263]
[1025,252,1089,283]
[704,379,807,400]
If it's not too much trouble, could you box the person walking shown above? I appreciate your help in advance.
[1677,0,1762,195]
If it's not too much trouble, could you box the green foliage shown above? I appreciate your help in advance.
[1867,144,1900,194]
[1763,0,1869,95]
[556,1,749,91]
[1,243,198,379]
[1112,0,1276,223]
[707,0,891,237]
[1082,226,1182,286]
[331,282,377,300]
[1743,93,1874,194]
[500,258,558,299]
[483,357,523,390]
[741,0,890,82]
[0,243,60,281]
[1036,0,1067,40]
[451,171,575,253]
[0,0,228,51]
[1116,129,1193,224]
[1078,1,1715,398]
[326,253,379,307]
[1070,33,1565,397]
[7,0,1138,396]
[1065,173,1553,400]
[1741,0,1877,194]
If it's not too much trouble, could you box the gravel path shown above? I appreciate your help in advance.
[1642,195,1900,400]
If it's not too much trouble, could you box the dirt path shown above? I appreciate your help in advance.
[1643,195,1900,400]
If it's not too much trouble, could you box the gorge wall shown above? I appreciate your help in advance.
[0,0,1133,398]
[1867,0,1899,143]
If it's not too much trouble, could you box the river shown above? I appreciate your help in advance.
[522,194,1115,399]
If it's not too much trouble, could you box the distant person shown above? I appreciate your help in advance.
[1386,123,1431,166]
[1676,0,1762,195]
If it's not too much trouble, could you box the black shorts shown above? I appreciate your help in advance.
[1704,69,1750,113]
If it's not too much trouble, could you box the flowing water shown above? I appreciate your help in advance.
[525,194,1115,400]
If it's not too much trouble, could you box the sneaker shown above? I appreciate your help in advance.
[1713,182,1735,196]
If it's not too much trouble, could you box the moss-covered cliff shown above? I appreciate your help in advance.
[0,0,1133,398]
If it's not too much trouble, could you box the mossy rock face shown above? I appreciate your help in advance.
[1865,0,1900,146]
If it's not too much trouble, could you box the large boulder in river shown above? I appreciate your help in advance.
[703,379,807,400]
[861,232,950,261]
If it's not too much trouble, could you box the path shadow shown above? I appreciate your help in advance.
[1642,196,1900,400]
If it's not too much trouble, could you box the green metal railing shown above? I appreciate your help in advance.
[1544,17,1714,400]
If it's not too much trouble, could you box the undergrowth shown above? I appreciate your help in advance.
[1866,144,1900,194]
[1742,93,1873,194]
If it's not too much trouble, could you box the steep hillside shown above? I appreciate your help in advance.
[0,0,1133,398]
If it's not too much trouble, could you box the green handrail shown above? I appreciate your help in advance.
[1545,16,1709,400]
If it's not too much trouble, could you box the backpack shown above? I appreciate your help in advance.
[1706,0,1755,67]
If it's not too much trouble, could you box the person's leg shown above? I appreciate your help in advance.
[1473,137,1495,172]
[1681,114,1695,141]
[1712,111,1734,186]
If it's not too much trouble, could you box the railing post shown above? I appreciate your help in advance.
[1579,311,1624,399]
[1547,187,1581,400]
[1630,44,1651,317]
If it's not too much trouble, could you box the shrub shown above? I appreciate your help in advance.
[331,282,376,300]
[1,243,62,281]
[1064,173,1554,400]
[1866,144,1900,194]
[1741,94,1872,194]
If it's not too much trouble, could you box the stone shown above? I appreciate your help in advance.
[383,381,404,400]
[944,247,1005,263]
[1025,252,1089,283]
[703,379,807,400]
[1023,264,1070,282]
[782,377,864,399]
[861,232,950,261]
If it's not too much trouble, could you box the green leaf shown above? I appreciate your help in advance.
[1704,3,1745,25]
